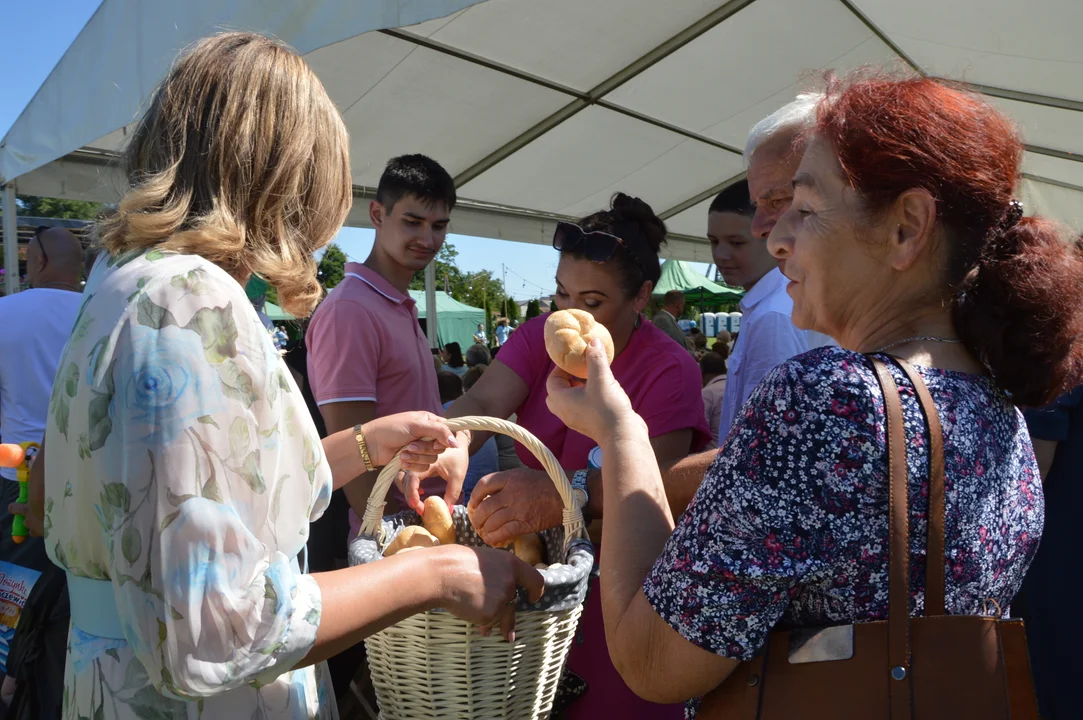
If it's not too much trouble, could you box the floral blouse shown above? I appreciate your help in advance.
[643,347,1043,718]
[44,249,335,719]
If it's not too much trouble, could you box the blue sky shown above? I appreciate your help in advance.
[1,0,712,300]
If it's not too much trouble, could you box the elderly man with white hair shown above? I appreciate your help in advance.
[660,95,834,515]
[713,93,834,445]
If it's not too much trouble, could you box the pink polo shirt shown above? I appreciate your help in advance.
[306,263,442,527]
[498,314,710,471]
[307,262,440,416]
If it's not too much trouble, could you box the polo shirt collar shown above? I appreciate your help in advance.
[344,262,413,307]
[739,267,787,313]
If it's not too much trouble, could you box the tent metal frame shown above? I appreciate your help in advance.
[3,0,1081,298]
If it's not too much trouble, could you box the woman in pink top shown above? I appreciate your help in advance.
[415,193,709,718]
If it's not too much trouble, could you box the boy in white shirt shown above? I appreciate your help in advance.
[708,96,834,444]
[0,227,84,568]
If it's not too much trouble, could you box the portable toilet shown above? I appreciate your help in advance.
[727,311,742,334]
[700,312,717,338]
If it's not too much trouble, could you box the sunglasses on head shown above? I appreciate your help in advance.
[33,226,51,266]
[552,222,626,263]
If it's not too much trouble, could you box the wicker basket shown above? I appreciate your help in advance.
[349,417,594,720]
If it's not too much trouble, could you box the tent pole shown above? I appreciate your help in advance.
[425,260,438,349]
[2,183,17,297]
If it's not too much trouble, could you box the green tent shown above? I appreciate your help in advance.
[652,259,743,305]
[263,301,296,322]
[409,290,485,351]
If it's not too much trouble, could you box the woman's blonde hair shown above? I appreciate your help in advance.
[98,32,351,317]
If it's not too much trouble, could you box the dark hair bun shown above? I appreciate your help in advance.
[610,193,667,256]
[953,217,1083,407]
[571,193,667,297]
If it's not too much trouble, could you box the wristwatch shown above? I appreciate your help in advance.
[571,469,590,521]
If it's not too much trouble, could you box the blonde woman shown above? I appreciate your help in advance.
[41,33,541,719]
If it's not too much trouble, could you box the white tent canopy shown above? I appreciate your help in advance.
[4,0,1082,292]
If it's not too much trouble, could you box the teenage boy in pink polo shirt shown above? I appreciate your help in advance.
[307,155,464,530]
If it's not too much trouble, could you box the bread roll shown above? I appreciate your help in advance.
[544,309,615,379]
[384,526,440,556]
[513,533,546,567]
[422,496,456,546]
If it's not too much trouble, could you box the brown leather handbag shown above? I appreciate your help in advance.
[698,357,1039,719]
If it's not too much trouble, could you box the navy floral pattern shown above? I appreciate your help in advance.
[643,347,1043,718]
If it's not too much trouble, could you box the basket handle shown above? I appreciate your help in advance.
[358,416,587,548]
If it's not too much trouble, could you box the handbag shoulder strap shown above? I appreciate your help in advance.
[895,359,947,617]
[870,358,912,719]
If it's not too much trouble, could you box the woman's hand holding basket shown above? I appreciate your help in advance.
[361,411,460,472]
[430,544,545,642]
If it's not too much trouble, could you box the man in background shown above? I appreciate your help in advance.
[0,227,83,568]
[653,290,694,352]
[708,96,834,445]
[0,227,84,720]
[494,317,511,347]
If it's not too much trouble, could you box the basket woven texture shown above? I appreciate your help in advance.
[349,417,594,719]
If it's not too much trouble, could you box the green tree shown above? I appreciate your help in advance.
[410,242,509,314]
[410,242,464,294]
[505,298,521,324]
[317,244,347,289]
[455,270,506,317]
[17,195,103,220]
[525,299,542,319]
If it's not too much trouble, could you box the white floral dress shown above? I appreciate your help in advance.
[44,248,336,719]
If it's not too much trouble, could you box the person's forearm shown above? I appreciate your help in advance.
[323,427,368,491]
[585,447,713,521]
[444,394,489,453]
[299,551,440,666]
[342,469,381,519]
[659,450,718,518]
[598,415,675,638]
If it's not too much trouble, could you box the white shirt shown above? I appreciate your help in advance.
[0,288,83,480]
[716,268,834,446]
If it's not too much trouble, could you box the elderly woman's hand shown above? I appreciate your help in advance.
[361,412,459,474]
[546,338,640,444]
[466,468,563,548]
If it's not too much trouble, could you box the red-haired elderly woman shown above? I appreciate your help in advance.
[545,74,1083,718]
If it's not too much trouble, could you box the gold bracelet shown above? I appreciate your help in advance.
[353,424,375,472]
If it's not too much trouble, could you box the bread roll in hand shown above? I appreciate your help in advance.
[544,309,615,379]
[422,496,457,546]
[384,526,440,556]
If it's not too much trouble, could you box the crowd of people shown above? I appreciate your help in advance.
[2,29,1083,720]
